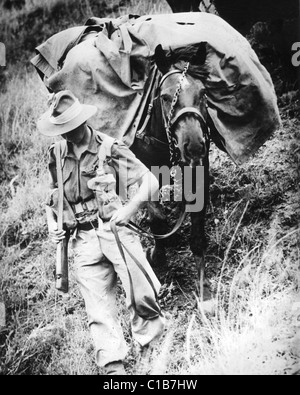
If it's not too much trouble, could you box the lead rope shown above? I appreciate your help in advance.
[110,220,163,319]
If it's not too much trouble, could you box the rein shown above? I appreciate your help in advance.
[111,220,163,319]
[126,206,186,240]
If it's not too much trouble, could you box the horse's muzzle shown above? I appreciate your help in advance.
[183,139,207,167]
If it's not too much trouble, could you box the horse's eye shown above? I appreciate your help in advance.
[161,94,171,103]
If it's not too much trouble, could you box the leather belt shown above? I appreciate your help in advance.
[77,219,98,231]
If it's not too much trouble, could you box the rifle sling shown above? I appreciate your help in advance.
[55,143,64,232]
[54,143,69,294]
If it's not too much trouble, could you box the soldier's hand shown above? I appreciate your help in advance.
[110,206,135,227]
[49,224,66,244]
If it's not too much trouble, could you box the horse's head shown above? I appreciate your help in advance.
[155,44,209,168]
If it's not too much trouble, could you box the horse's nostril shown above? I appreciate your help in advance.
[198,139,206,154]
[183,139,206,165]
[184,143,191,158]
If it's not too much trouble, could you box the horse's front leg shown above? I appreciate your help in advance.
[189,157,211,302]
[190,211,211,301]
[147,201,168,267]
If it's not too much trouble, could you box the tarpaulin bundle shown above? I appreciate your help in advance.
[31,12,281,165]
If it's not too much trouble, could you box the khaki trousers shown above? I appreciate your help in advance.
[73,221,165,367]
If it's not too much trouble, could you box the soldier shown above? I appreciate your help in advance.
[37,90,165,375]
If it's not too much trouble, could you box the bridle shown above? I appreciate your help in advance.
[131,65,210,242]
[159,63,209,167]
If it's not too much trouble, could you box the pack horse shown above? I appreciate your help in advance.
[31,13,281,301]
[130,43,212,300]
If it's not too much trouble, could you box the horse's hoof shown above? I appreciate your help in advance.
[197,281,213,302]
[198,299,217,316]
[203,282,213,301]
[146,247,167,267]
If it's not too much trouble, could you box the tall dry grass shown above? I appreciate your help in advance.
[0,73,50,245]
[185,231,300,376]
[143,202,299,376]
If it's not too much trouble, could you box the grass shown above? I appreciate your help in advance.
[187,234,300,376]
[0,0,299,376]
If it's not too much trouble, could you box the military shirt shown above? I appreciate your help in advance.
[48,127,149,204]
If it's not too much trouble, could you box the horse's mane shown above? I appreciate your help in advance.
[165,44,209,80]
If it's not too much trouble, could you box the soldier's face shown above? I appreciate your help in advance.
[62,123,87,145]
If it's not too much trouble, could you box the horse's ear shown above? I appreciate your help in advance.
[154,45,171,74]
[191,42,207,66]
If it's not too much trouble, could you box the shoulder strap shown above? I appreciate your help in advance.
[96,132,117,170]
[51,140,67,168]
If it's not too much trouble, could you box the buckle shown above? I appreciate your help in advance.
[74,202,85,214]
[74,199,97,215]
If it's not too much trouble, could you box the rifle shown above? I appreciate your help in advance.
[55,231,70,293]
[55,143,69,294]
